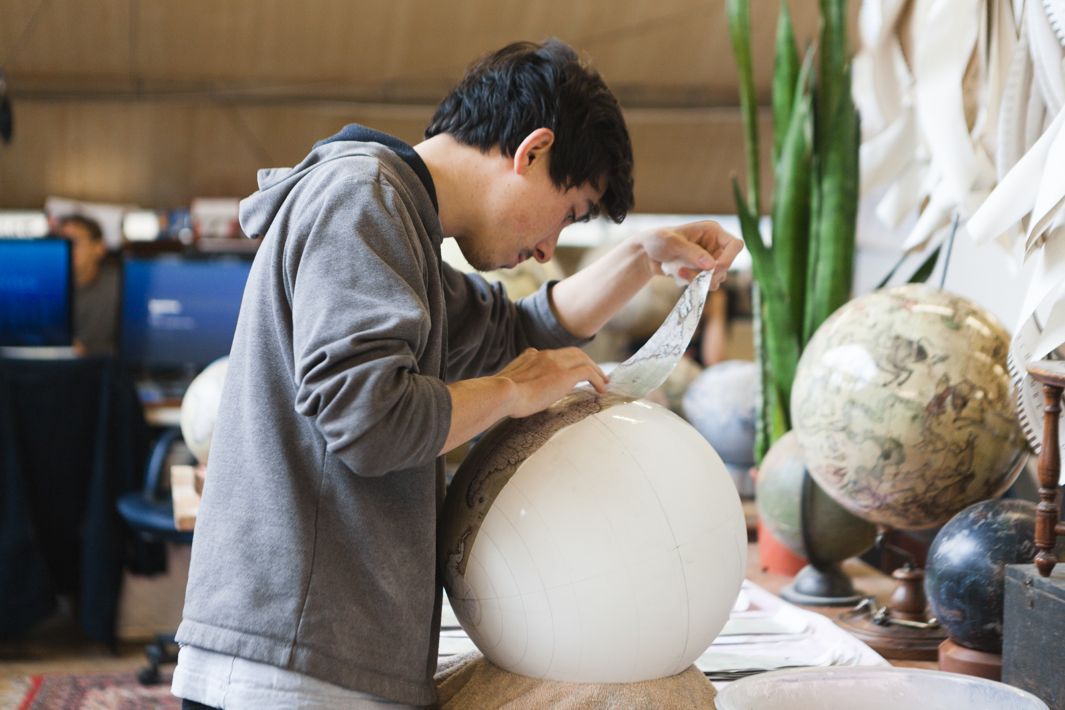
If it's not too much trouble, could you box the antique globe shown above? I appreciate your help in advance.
[791,285,1026,530]
[757,431,877,562]
[757,431,877,604]
[440,389,747,683]
[179,356,228,464]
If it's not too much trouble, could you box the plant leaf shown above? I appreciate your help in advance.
[772,0,800,166]
[727,0,761,214]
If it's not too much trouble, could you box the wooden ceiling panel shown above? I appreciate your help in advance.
[0,1,849,213]
[2,0,849,103]
[1,0,131,80]
[626,107,772,213]
[0,97,768,214]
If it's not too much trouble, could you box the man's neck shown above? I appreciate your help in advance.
[76,264,100,289]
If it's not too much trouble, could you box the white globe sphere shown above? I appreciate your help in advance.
[179,357,229,464]
[440,390,747,683]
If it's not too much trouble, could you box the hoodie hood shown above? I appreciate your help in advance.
[238,124,438,239]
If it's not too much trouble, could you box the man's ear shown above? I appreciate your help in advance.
[513,128,555,175]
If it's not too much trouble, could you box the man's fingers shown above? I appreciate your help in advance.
[715,233,744,269]
[585,366,608,393]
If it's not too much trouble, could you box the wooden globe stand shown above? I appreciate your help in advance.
[837,535,945,660]
[1027,361,1065,578]
[938,639,1002,680]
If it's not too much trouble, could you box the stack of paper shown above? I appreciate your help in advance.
[696,581,888,685]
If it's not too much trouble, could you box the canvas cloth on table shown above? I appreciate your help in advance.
[434,652,716,709]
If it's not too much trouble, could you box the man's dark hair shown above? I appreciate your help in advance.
[58,214,104,242]
[425,39,634,223]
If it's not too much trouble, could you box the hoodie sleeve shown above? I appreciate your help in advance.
[287,174,451,476]
[442,264,593,382]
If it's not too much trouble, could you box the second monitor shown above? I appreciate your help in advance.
[121,255,252,377]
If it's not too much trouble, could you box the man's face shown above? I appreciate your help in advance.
[459,160,604,272]
[58,221,106,286]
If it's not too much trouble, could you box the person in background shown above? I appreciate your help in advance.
[56,214,119,356]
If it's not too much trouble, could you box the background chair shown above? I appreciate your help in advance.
[117,424,194,684]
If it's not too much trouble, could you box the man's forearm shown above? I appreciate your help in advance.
[548,239,653,338]
[440,377,516,455]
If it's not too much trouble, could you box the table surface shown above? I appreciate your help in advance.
[171,485,937,671]
[743,541,938,671]
[143,400,182,427]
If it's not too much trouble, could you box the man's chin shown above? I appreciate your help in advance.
[468,256,509,272]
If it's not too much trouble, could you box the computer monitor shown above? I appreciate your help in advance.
[120,255,252,375]
[0,238,73,348]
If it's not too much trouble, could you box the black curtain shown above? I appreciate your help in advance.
[0,356,164,645]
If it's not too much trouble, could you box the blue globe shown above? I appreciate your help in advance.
[925,499,1043,652]
[681,360,757,468]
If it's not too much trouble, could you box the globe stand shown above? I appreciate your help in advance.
[781,564,864,606]
[938,639,1002,681]
[1027,361,1065,578]
[780,471,866,606]
[837,537,945,660]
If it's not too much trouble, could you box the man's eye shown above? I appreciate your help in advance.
[567,210,576,223]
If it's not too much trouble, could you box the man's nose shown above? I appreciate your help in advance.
[534,231,560,263]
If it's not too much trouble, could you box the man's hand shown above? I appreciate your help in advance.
[495,347,607,418]
[441,347,607,454]
[633,220,744,290]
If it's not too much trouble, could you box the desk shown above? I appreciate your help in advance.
[744,542,938,671]
[143,400,182,427]
[170,477,929,673]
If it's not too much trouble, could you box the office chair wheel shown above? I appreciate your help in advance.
[137,663,162,685]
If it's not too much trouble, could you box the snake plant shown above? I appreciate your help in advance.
[726,0,859,463]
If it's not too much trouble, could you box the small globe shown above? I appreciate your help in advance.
[924,500,1044,652]
[682,359,757,468]
[440,389,747,683]
[791,285,1025,529]
[179,357,228,464]
[756,432,877,563]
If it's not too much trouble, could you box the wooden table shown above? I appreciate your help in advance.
[171,486,936,671]
[743,541,938,671]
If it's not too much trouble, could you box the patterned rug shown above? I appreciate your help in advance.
[16,670,179,709]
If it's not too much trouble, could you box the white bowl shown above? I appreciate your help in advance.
[714,667,1047,710]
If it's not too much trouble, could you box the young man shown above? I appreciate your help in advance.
[56,214,119,356]
[172,39,741,708]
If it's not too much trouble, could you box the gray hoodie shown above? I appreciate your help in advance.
[176,129,587,705]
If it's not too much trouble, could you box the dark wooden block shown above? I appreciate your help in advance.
[1003,564,1065,709]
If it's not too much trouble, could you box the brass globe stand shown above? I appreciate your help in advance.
[837,530,946,661]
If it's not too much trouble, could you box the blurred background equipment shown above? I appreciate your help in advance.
[0,237,72,351]
[120,254,251,401]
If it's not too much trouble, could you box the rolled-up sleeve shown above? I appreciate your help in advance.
[442,263,593,382]
[288,176,451,476]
